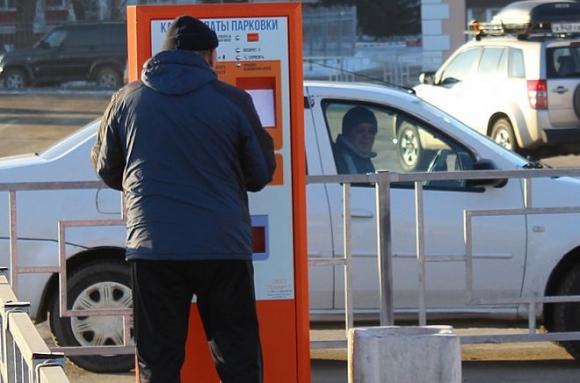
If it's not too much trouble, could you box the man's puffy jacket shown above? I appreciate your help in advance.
[91,49,275,261]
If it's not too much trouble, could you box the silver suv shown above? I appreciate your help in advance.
[414,0,580,158]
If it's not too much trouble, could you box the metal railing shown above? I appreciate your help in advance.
[0,268,68,383]
[1,181,133,358]
[308,167,580,349]
[4,168,580,359]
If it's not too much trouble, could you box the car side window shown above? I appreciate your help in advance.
[508,48,525,78]
[62,29,92,48]
[548,47,580,78]
[322,100,475,190]
[478,47,507,76]
[42,29,67,48]
[439,48,481,85]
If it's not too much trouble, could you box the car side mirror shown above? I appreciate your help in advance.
[467,158,507,188]
[419,71,435,85]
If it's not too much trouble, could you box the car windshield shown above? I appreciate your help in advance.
[39,119,98,160]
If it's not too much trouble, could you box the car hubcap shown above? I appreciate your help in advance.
[400,128,419,166]
[71,281,133,347]
[98,72,117,88]
[5,74,23,89]
[494,128,513,150]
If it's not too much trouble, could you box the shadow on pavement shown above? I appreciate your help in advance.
[311,359,580,383]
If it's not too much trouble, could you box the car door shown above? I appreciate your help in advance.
[546,44,580,128]
[32,28,69,81]
[308,93,526,315]
[469,46,509,134]
[55,27,94,81]
[415,47,482,129]
[304,92,335,311]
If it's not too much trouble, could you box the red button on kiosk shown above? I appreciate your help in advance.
[127,3,309,382]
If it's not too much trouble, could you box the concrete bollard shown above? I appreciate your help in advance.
[348,325,461,383]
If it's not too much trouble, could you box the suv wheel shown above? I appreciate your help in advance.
[573,85,580,119]
[397,122,433,171]
[491,118,518,151]
[49,259,134,373]
[95,66,122,89]
[4,68,27,89]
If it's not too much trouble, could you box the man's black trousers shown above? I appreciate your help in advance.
[131,260,263,383]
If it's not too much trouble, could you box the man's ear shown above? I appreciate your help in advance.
[208,49,218,69]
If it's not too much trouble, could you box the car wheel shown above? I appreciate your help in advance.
[397,122,430,171]
[552,263,580,360]
[490,118,518,152]
[95,66,122,89]
[573,85,580,119]
[49,260,134,373]
[3,68,27,89]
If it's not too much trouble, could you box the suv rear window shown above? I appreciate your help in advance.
[547,46,580,78]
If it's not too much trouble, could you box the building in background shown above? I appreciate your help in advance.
[421,0,511,71]
[0,0,514,84]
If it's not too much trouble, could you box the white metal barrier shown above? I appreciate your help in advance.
[0,268,68,383]
[308,167,580,349]
[4,168,580,360]
[2,181,133,358]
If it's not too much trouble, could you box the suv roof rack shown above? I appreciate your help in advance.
[467,0,580,41]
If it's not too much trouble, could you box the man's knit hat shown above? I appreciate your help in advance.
[162,15,218,51]
[342,106,377,135]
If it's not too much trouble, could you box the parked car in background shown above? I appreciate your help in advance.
[414,0,580,161]
[2,81,580,372]
[0,23,126,89]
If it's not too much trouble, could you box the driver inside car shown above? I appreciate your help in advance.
[333,105,378,174]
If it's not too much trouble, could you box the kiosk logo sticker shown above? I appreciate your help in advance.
[247,33,260,42]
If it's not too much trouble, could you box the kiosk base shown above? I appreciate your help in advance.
[182,300,299,382]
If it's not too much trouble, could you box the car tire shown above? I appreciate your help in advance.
[3,68,27,89]
[49,259,134,373]
[490,118,518,152]
[95,66,122,89]
[552,263,580,360]
[573,85,580,119]
[397,122,432,171]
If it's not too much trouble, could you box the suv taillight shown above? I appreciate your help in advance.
[527,80,548,109]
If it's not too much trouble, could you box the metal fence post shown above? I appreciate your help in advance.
[415,181,427,326]
[8,192,18,296]
[376,171,394,326]
[343,183,354,332]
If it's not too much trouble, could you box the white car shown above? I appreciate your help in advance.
[414,0,580,159]
[2,81,580,372]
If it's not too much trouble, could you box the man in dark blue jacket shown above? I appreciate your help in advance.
[91,15,275,383]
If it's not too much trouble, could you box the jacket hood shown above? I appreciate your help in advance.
[141,49,216,95]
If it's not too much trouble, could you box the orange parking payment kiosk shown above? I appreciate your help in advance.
[126,3,308,382]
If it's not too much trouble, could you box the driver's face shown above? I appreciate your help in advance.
[348,123,377,154]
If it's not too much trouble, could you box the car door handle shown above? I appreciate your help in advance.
[349,209,374,218]
[552,86,569,94]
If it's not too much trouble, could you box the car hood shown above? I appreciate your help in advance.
[2,47,45,63]
[0,154,45,170]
